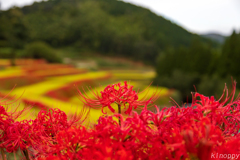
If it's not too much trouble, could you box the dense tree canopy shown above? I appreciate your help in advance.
[154,31,240,102]
[0,0,214,64]
[0,8,28,49]
[218,31,240,80]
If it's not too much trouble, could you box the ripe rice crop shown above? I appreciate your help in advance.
[45,74,112,102]
[0,67,24,79]
[0,81,239,160]
[0,59,46,67]
[111,70,155,80]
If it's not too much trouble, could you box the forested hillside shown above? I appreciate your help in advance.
[154,31,240,102]
[0,0,214,64]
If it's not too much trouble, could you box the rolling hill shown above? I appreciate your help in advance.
[201,33,226,44]
[0,0,215,64]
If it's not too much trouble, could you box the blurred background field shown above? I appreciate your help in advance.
[0,57,179,121]
[0,0,239,121]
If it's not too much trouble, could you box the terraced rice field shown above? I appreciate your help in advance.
[0,59,177,121]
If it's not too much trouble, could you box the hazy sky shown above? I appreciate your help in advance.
[1,0,239,36]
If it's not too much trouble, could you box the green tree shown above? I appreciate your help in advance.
[154,39,217,102]
[24,41,62,63]
[218,31,240,82]
[0,8,28,65]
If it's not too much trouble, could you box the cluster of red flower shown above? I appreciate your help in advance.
[0,81,239,160]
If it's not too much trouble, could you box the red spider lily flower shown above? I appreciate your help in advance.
[38,126,93,159]
[192,80,239,111]
[0,106,14,145]
[2,120,33,152]
[0,106,14,126]
[91,142,133,160]
[37,155,62,160]
[181,118,225,160]
[34,107,90,138]
[34,108,70,137]
[215,137,240,157]
[0,81,240,159]
[191,81,240,136]
[77,81,160,115]
[0,105,31,149]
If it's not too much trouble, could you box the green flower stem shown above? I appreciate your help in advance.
[118,104,121,127]
[1,148,6,160]
[23,149,30,160]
